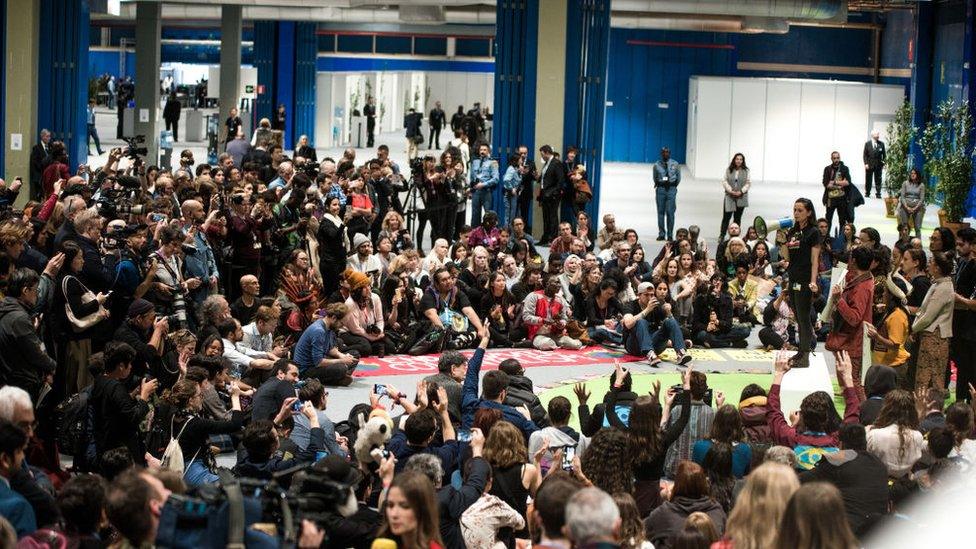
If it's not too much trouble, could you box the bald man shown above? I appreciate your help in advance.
[863,130,886,199]
[230,274,261,325]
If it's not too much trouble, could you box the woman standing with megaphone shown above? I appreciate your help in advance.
[782,198,822,368]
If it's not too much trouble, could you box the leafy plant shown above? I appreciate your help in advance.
[918,99,974,223]
[884,100,915,198]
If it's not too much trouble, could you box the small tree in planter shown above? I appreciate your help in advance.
[883,100,915,218]
[919,98,974,230]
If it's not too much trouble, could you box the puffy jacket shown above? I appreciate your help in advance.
[644,496,726,549]
[503,374,550,428]
[0,297,56,400]
[738,397,772,443]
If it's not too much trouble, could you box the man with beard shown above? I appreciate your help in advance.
[822,151,854,231]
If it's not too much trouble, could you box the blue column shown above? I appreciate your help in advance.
[253,20,316,151]
[294,22,317,147]
[253,21,277,130]
[908,3,933,172]
[964,0,976,216]
[275,21,295,148]
[492,0,539,226]
[37,0,90,166]
[564,0,611,223]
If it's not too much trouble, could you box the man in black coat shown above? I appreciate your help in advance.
[404,108,423,160]
[363,97,377,148]
[29,130,51,201]
[862,130,886,198]
[538,145,565,242]
[428,101,446,150]
[499,359,550,427]
[822,151,854,231]
[0,270,57,403]
[163,92,181,142]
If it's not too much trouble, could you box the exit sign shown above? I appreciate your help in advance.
[245,85,255,94]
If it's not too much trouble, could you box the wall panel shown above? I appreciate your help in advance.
[728,80,767,181]
[797,83,836,183]
[762,81,802,182]
[833,85,871,185]
[693,79,731,180]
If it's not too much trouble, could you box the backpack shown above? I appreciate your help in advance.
[54,387,96,470]
[161,415,200,474]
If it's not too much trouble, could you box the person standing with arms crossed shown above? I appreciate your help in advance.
[652,147,680,241]
[783,198,822,368]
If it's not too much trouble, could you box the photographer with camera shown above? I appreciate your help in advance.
[109,224,156,323]
[90,341,157,469]
[111,298,169,380]
[64,208,116,294]
[150,224,199,330]
[179,199,219,305]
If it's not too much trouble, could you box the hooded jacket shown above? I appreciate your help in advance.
[503,374,550,428]
[799,449,889,537]
[738,396,772,444]
[0,297,57,399]
[860,365,897,425]
[644,496,726,549]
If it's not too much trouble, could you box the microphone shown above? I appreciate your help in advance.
[371,538,398,549]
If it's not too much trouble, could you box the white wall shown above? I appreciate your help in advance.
[688,77,905,184]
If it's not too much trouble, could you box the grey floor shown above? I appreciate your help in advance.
[83,107,940,422]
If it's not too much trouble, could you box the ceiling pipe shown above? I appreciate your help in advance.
[610,0,843,20]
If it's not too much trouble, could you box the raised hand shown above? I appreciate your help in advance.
[573,382,591,405]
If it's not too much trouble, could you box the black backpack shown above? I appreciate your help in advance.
[54,387,96,470]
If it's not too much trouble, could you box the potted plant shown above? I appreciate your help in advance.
[883,101,915,218]
[919,98,974,233]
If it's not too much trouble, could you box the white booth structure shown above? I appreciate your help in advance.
[686,76,906,184]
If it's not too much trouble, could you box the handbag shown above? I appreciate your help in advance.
[408,327,447,356]
[412,133,425,145]
[63,275,106,332]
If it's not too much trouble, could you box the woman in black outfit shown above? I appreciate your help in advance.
[272,104,286,131]
[317,196,349,297]
[784,198,821,368]
[602,364,692,516]
[157,378,245,487]
[479,270,523,347]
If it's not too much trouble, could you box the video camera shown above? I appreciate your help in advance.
[122,135,148,160]
[96,175,147,219]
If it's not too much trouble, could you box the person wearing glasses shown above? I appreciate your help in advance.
[0,269,56,403]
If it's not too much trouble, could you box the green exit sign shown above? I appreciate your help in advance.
[245,85,255,93]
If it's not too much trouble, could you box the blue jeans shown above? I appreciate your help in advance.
[504,191,519,227]
[184,460,219,487]
[588,326,623,345]
[625,317,686,356]
[696,324,751,348]
[655,186,677,239]
[471,188,493,227]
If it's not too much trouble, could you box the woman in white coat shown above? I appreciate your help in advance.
[720,153,751,240]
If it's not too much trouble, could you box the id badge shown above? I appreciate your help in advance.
[661,176,669,182]
[792,282,802,291]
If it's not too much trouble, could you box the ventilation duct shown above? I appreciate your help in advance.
[611,12,789,34]
[611,0,843,20]
[398,5,446,24]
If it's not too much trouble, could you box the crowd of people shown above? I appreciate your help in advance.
[0,124,973,548]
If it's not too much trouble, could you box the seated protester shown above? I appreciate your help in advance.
[621,280,693,366]
[691,273,750,349]
[575,364,639,437]
[347,234,382,289]
[644,461,727,548]
[799,423,888,538]
[467,211,502,253]
[0,387,59,530]
[663,371,716,478]
[945,402,976,467]
[479,271,526,348]
[343,270,390,358]
[0,268,57,405]
[737,384,772,444]
[231,274,262,326]
[112,298,168,380]
[549,222,577,256]
[292,379,347,457]
[240,305,287,360]
[758,288,795,351]
[918,386,947,434]
[58,474,108,548]
[461,329,539,439]
[0,420,35,538]
[217,317,275,386]
[91,342,157,469]
[424,352,468,426]
[380,265,422,340]
[389,389,458,478]
[511,266,543,304]
[233,403,327,480]
[583,279,625,345]
[865,389,924,478]
[158,329,197,391]
[196,294,232,349]
[717,237,750,279]
[157,378,245,487]
[859,365,898,426]
[727,260,760,325]
[458,246,491,306]
[767,351,861,471]
[865,276,911,374]
[498,359,549,427]
[293,303,360,387]
[250,359,300,421]
[421,267,485,350]
[527,396,590,471]
[522,277,583,351]
[692,405,752,478]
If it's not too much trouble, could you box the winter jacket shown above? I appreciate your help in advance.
[0,297,57,400]
[644,496,726,549]
[799,450,888,537]
[461,348,539,439]
[738,397,772,443]
[503,374,549,428]
[825,271,874,355]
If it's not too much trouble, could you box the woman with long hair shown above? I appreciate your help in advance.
[613,493,653,549]
[714,462,799,549]
[866,276,911,369]
[774,483,856,549]
[866,389,923,477]
[662,258,695,326]
[700,443,736,514]
[784,198,821,368]
[576,210,594,251]
[378,471,444,549]
[720,153,750,240]
[928,227,956,262]
[157,378,244,486]
[480,271,523,347]
[378,210,413,253]
[631,245,653,283]
[295,134,317,162]
[159,329,197,391]
[692,405,751,478]
[749,241,772,278]
[911,251,954,392]
[277,248,324,338]
[581,427,634,496]
[900,248,930,319]
[317,195,349,297]
[945,402,976,466]
[898,167,925,239]
[718,238,749,279]
[484,421,541,545]
[644,461,726,547]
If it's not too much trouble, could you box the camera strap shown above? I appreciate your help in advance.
[216,468,247,549]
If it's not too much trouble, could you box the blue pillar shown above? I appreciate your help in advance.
[491,0,539,226]
[37,0,90,166]
[908,3,933,172]
[564,0,611,224]
[964,0,976,217]
[253,20,317,151]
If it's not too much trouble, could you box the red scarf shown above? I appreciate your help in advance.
[527,290,563,339]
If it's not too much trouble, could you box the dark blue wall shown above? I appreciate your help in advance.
[38,0,90,167]
[931,2,966,106]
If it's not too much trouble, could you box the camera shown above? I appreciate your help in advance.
[122,135,148,160]
[365,324,381,335]
[96,176,147,219]
[669,384,713,407]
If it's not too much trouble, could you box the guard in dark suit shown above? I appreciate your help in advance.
[29,130,52,201]
[364,97,376,148]
[862,130,886,198]
[822,152,853,231]
[163,92,182,142]
[537,144,565,242]
[428,101,445,150]
[404,108,423,160]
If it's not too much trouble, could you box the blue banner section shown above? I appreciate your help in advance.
[276,21,296,148]
[294,22,318,148]
[38,0,90,168]
[316,56,493,73]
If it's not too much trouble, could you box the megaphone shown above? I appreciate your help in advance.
[753,215,794,239]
